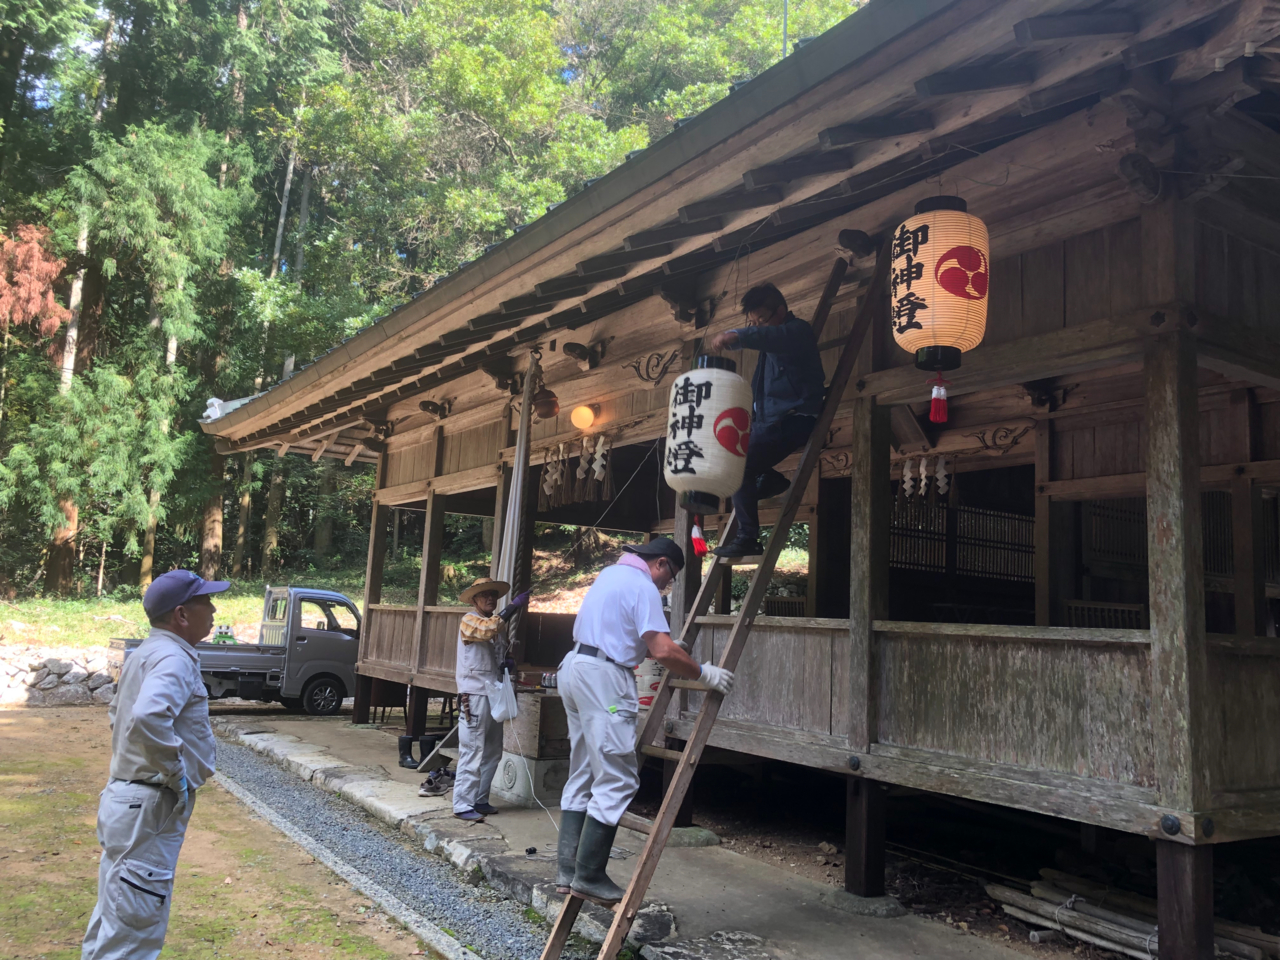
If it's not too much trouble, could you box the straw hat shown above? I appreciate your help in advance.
[460,576,511,605]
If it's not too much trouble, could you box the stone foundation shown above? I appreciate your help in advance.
[0,644,116,707]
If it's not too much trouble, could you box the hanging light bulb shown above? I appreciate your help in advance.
[571,404,599,431]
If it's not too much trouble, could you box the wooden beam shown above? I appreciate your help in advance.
[1018,64,1125,116]
[1197,313,1280,394]
[1123,24,1210,71]
[534,267,626,296]
[888,405,931,456]
[818,114,934,149]
[743,151,854,189]
[576,244,672,275]
[1156,842,1214,960]
[498,292,569,315]
[1173,57,1266,115]
[678,188,782,223]
[1013,13,1138,45]
[1144,329,1212,812]
[624,218,723,251]
[915,62,1036,99]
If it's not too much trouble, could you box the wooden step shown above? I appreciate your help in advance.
[639,744,684,762]
[717,554,764,565]
[618,812,654,835]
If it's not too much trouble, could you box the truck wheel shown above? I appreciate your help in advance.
[301,677,344,716]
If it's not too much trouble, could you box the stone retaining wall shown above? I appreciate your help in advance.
[0,644,116,706]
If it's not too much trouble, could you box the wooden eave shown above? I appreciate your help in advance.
[201,0,1278,456]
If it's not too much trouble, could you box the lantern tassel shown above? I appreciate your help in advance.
[691,519,709,559]
[928,375,951,424]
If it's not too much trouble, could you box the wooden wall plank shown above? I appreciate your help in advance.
[1107,219,1143,318]
[1021,243,1065,337]
[848,398,890,751]
[987,254,1023,345]
[1064,229,1109,328]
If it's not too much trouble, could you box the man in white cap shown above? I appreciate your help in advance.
[82,569,228,960]
[452,576,528,822]
[556,537,734,905]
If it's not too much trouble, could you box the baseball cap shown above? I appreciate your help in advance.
[143,569,231,620]
[623,537,686,574]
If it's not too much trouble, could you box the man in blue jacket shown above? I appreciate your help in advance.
[706,282,825,557]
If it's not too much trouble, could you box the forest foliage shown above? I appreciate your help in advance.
[0,0,860,597]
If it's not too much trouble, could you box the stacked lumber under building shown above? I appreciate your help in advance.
[987,871,1280,960]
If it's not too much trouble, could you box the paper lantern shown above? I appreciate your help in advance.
[889,196,989,423]
[663,356,753,502]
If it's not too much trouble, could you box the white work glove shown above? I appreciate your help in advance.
[697,662,735,695]
[172,774,192,810]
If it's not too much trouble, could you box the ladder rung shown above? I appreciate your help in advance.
[717,554,764,566]
[639,744,685,762]
[668,678,718,691]
[618,811,653,835]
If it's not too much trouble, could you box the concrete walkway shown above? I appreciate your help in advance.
[211,713,1024,960]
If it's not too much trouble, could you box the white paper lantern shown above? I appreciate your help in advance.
[663,356,753,501]
[890,195,989,370]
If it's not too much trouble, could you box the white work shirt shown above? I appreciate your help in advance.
[573,557,670,668]
[108,628,216,790]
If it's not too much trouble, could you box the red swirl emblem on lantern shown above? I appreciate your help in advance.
[713,408,750,456]
[935,245,989,301]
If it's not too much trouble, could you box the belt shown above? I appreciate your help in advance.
[572,643,632,670]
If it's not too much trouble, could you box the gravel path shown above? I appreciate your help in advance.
[215,739,588,960]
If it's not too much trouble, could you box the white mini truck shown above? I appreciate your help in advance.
[109,585,361,715]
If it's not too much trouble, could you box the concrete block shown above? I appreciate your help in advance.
[279,746,340,781]
[410,817,503,855]
[480,853,551,904]
[337,778,448,827]
[312,765,388,793]
[641,930,775,960]
[490,751,568,808]
[527,883,672,947]
[817,888,906,918]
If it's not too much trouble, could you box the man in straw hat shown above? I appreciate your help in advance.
[453,576,528,822]
[556,537,734,906]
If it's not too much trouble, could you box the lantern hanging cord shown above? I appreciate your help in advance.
[590,439,659,528]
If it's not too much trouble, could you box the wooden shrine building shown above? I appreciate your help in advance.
[204,1,1280,954]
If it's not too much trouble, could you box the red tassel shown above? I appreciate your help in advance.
[928,376,950,424]
[691,519,709,558]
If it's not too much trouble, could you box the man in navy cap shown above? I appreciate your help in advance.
[82,570,228,960]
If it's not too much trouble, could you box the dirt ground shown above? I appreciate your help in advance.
[0,704,436,960]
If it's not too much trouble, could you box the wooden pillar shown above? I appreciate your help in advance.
[814,477,852,619]
[1035,420,1053,626]
[418,491,447,607]
[1230,389,1264,636]
[1157,842,1214,960]
[405,685,430,738]
[669,507,702,634]
[352,673,374,724]
[1142,198,1196,307]
[848,397,890,752]
[845,777,886,898]
[362,451,392,615]
[1145,330,1212,814]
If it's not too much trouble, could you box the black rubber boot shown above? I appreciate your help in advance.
[417,735,439,764]
[556,810,587,894]
[397,735,418,769]
[570,815,625,905]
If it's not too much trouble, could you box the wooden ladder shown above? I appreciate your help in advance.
[539,241,890,960]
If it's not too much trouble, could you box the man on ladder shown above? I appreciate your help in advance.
[556,537,735,905]
[705,282,826,558]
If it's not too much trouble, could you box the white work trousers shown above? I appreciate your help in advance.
[453,692,504,813]
[82,778,193,960]
[558,650,639,826]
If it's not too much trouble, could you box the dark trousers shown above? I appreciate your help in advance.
[730,415,816,540]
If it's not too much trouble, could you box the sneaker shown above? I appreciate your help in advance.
[453,809,486,822]
[418,774,448,797]
[756,469,791,500]
[473,802,499,815]
[714,535,763,558]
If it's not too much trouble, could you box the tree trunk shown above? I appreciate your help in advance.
[269,145,297,279]
[294,164,312,287]
[200,452,226,579]
[313,458,334,559]
[261,457,285,575]
[232,452,253,577]
[138,329,177,589]
[43,502,78,595]
[97,539,107,596]
[139,489,161,587]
